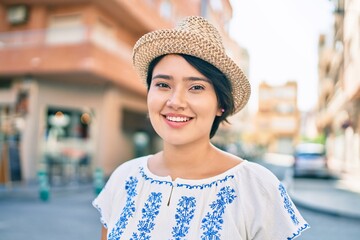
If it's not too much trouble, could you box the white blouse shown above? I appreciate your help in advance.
[93,156,309,240]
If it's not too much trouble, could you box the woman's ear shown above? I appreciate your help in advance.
[216,108,225,116]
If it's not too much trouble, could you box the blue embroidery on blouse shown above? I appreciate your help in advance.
[139,167,173,186]
[287,223,310,240]
[177,175,235,189]
[139,166,234,189]
[279,183,299,225]
[171,196,197,239]
[200,186,237,239]
[131,192,163,240]
[108,176,138,240]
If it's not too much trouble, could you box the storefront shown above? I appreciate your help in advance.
[0,76,155,185]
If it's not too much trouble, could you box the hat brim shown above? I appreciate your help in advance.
[133,29,251,113]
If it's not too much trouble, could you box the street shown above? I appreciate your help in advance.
[298,206,360,239]
[260,159,360,239]
[1,161,360,240]
[0,186,101,240]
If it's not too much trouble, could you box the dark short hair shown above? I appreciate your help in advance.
[146,54,234,138]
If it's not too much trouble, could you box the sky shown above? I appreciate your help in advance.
[229,0,334,112]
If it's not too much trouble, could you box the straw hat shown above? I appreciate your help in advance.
[132,16,250,113]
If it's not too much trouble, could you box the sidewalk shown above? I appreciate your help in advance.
[289,175,360,220]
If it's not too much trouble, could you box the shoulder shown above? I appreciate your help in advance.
[240,161,279,181]
[106,155,150,184]
[237,161,281,196]
[111,155,149,175]
[236,162,310,239]
[99,155,150,196]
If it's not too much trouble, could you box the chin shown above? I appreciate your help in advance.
[161,136,188,146]
[162,134,210,147]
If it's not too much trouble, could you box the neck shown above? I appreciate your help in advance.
[160,141,218,178]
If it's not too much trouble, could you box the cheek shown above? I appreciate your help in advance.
[196,94,219,114]
[147,95,155,113]
[147,91,162,114]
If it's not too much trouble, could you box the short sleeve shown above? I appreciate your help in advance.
[274,183,310,239]
[92,167,120,229]
[245,163,310,239]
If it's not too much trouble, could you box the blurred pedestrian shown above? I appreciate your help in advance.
[93,16,309,240]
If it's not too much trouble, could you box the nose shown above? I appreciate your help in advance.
[166,88,186,110]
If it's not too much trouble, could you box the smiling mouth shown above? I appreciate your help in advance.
[165,116,192,122]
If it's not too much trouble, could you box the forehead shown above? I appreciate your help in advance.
[153,54,201,75]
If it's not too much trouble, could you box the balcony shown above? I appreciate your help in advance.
[0,26,146,95]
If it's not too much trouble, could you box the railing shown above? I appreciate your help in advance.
[0,26,132,61]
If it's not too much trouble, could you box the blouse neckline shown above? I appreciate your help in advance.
[141,155,248,185]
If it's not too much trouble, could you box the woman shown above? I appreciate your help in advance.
[93,16,309,240]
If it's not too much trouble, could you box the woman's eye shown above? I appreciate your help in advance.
[190,85,205,91]
[155,82,170,88]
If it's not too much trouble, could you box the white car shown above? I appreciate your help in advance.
[293,143,328,177]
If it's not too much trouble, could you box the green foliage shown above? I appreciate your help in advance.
[300,133,326,144]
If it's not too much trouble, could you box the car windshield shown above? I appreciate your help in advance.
[294,143,325,157]
[296,153,324,158]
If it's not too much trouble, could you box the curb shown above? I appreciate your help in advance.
[290,192,360,221]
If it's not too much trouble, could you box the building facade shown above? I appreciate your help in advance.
[255,81,300,154]
[317,0,360,177]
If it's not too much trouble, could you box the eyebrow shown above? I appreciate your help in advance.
[152,74,172,81]
[152,74,211,83]
[186,76,212,83]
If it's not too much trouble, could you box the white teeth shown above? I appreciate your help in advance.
[167,116,190,122]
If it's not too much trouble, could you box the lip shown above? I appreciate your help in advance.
[162,113,194,129]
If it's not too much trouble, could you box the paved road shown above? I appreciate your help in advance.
[0,186,101,240]
[298,206,360,240]
[258,159,360,239]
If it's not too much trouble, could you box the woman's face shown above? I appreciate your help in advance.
[147,54,222,146]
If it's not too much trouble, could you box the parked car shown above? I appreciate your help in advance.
[293,143,328,178]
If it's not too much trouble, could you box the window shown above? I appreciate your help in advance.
[46,14,84,45]
[210,0,223,12]
[46,107,92,140]
[0,78,11,89]
[159,0,172,20]
[6,5,29,25]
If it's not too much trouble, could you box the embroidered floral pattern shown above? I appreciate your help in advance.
[200,186,237,239]
[139,166,234,189]
[177,175,235,190]
[171,196,197,239]
[108,176,138,240]
[131,192,163,240]
[287,223,310,240]
[139,167,173,186]
[279,183,299,225]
